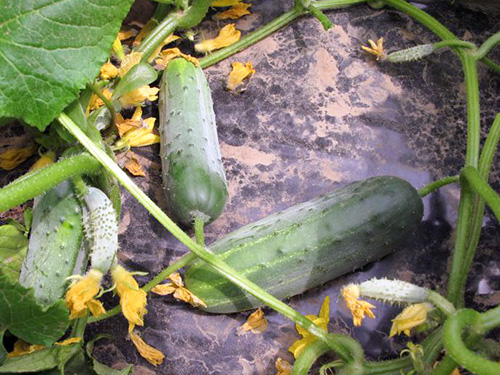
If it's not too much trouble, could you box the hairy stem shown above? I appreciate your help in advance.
[418,175,459,197]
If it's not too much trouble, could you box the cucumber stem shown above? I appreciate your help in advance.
[475,31,500,60]
[194,215,205,247]
[0,154,101,212]
[460,166,500,222]
[59,113,351,361]
[418,175,459,197]
[88,83,117,128]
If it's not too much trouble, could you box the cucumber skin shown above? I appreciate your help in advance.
[19,181,83,306]
[159,58,228,226]
[184,176,424,313]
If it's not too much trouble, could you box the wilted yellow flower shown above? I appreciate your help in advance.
[129,328,164,366]
[211,0,241,6]
[236,308,267,335]
[227,61,255,91]
[118,29,136,41]
[148,34,180,63]
[275,357,293,375]
[151,272,207,308]
[100,62,119,80]
[155,49,200,70]
[65,269,105,319]
[195,24,241,53]
[0,144,37,171]
[115,117,160,149]
[118,51,144,78]
[390,303,431,337]
[288,296,330,359]
[215,3,251,20]
[88,88,113,112]
[7,340,45,358]
[111,264,148,327]
[362,38,385,60]
[116,107,143,137]
[29,151,55,172]
[124,152,147,177]
[54,337,82,346]
[341,284,376,327]
[119,85,159,107]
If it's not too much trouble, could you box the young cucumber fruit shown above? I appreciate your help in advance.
[159,57,228,226]
[184,176,424,313]
[19,181,83,306]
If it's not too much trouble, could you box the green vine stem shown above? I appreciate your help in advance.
[194,215,205,246]
[306,3,335,31]
[418,175,459,197]
[461,166,500,221]
[433,40,477,50]
[88,83,117,128]
[199,0,367,69]
[58,113,352,362]
[479,304,500,333]
[0,154,100,212]
[136,0,211,62]
[443,309,500,375]
[475,31,500,60]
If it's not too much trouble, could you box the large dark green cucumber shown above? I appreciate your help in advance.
[184,176,423,313]
[19,181,83,306]
[159,57,228,226]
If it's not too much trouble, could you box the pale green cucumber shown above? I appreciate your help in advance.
[82,187,118,274]
[19,181,83,306]
[159,57,228,226]
[184,176,424,313]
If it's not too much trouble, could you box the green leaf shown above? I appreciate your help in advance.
[0,330,6,366]
[0,225,29,281]
[0,0,135,130]
[111,63,158,101]
[0,347,58,373]
[86,334,133,375]
[0,275,69,346]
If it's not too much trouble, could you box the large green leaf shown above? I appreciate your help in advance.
[0,0,135,130]
[0,275,69,346]
[0,225,28,281]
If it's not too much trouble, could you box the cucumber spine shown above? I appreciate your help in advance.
[185,176,424,313]
[159,57,228,226]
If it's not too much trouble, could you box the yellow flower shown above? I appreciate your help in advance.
[362,37,385,60]
[341,284,376,327]
[148,34,180,63]
[65,269,105,319]
[288,296,330,359]
[214,3,251,20]
[129,328,165,366]
[227,61,255,91]
[111,265,147,327]
[115,117,160,149]
[54,337,82,346]
[118,51,144,78]
[0,144,37,171]
[155,49,200,70]
[151,272,207,308]
[195,24,241,54]
[119,85,160,107]
[124,151,147,177]
[236,308,268,335]
[211,0,242,6]
[116,107,143,137]
[7,340,45,358]
[87,88,113,112]
[118,29,136,41]
[390,303,431,337]
[275,357,293,375]
[29,151,55,172]
[100,62,118,80]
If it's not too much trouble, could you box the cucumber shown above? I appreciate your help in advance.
[159,57,228,226]
[82,187,118,274]
[184,176,423,313]
[19,181,83,306]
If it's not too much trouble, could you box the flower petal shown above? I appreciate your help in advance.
[214,3,251,20]
[112,265,148,327]
[389,303,431,337]
[275,357,293,375]
[195,24,241,53]
[100,62,119,80]
[236,308,267,335]
[0,145,37,171]
[129,330,164,366]
[124,152,147,177]
[227,61,255,91]
[341,284,376,327]
[65,269,103,320]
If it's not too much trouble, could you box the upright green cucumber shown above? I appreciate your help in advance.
[185,176,424,313]
[19,181,83,306]
[159,57,228,226]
